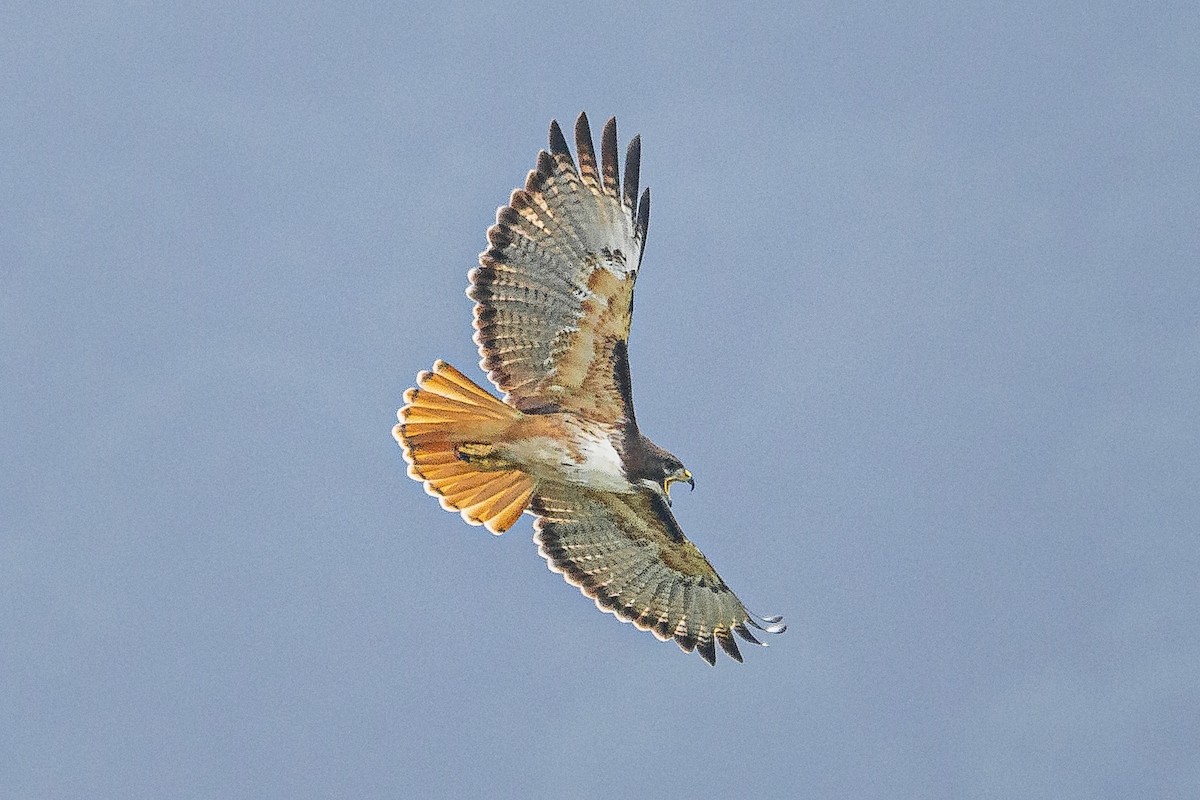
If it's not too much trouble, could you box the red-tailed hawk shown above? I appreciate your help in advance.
[393,113,784,664]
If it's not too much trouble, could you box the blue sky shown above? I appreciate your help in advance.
[4,3,1198,797]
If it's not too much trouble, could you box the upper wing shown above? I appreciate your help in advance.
[468,113,650,423]
[531,485,785,665]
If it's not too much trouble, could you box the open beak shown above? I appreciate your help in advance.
[663,469,694,502]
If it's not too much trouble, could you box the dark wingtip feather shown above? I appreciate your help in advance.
[536,150,555,178]
[495,206,521,227]
[548,119,576,174]
[623,134,641,210]
[548,119,569,155]
[523,168,543,193]
[485,223,512,249]
[574,112,599,186]
[636,187,650,241]
[733,622,763,646]
[717,629,744,663]
[600,116,619,197]
[508,188,532,210]
[696,636,717,666]
[574,111,592,143]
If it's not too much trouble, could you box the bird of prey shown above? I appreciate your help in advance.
[392,113,784,664]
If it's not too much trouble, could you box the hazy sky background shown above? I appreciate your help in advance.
[4,3,1198,797]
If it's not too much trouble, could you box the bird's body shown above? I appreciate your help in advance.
[503,416,631,493]
[434,403,632,493]
[393,113,784,664]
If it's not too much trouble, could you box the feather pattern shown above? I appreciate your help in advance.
[532,485,785,665]
[394,113,784,666]
[469,113,651,423]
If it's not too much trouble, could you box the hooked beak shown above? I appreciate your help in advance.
[663,469,694,504]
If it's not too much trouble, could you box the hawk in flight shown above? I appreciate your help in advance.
[393,113,784,664]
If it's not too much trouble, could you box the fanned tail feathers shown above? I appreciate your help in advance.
[393,361,534,534]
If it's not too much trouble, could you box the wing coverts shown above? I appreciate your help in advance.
[532,485,784,665]
[393,113,785,665]
[469,114,649,424]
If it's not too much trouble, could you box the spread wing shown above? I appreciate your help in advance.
[531,485,786,665]
[468,113,650,423]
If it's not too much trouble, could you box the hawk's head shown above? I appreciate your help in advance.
[629,437,694,506]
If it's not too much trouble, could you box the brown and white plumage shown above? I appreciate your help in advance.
[533,485,784,664]
[393,113,784,664]
[469,114,646,423]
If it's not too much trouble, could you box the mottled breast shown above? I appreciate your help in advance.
[502,414,633,493]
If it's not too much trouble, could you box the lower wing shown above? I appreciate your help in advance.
[531,485,785,665]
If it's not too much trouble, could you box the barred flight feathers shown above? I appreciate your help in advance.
[393,113,784,666]
[532,486,785,665]
[469,112,649,424]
